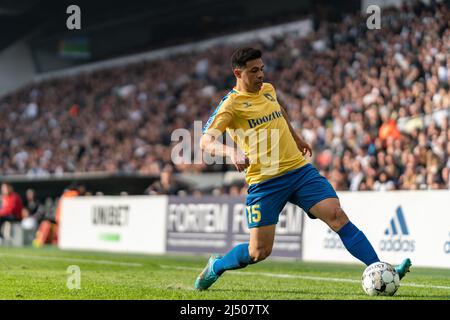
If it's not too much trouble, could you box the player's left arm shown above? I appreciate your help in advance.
[279,103,312,157]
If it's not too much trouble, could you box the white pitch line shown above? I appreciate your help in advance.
[160,265,450,290]
[399,282,450,290]
[0,253,143,267]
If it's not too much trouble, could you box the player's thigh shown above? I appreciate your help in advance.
[289,165,339,220]
[246,183,290,228]
[309,198,349,231]
[249,224,276,259]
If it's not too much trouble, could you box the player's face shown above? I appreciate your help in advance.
[237,58,264,92]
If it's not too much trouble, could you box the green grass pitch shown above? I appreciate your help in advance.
[0,247,449,300]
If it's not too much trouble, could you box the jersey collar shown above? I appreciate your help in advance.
[233,86,262,96]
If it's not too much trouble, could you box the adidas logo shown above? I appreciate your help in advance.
[380,206,415,252]
[384,206,409,236]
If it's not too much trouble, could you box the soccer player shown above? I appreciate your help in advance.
[195,47,411,290]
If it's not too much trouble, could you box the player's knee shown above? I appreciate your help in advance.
[249,246,272,263]
[328,206,349,232]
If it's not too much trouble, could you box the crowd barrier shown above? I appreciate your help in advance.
[59,191,450,268]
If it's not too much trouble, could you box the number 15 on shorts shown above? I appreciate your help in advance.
[246,204,261,224]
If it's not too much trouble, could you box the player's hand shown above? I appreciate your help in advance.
[295,137,313,157]
[229,150,250,172]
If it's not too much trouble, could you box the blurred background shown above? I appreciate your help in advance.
[0,0,448,266]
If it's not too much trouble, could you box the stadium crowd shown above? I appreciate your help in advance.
[0,0,449,193]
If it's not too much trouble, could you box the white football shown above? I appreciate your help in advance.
[361,262,400,296]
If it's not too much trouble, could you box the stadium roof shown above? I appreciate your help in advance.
[0,0,42,50]
[0,0,359,72]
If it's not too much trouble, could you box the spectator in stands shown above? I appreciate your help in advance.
[145,164,183,195]
[22,189,45,221]
[373,172,396,191]
[0,183,23,236]
[379,119,401,141]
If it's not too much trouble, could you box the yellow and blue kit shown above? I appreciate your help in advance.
[203,83,338,228]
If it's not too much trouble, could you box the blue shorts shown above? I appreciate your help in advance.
[246,163,338,228]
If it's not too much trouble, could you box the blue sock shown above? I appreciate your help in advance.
[337,221,380,266]
[213,243,255,276]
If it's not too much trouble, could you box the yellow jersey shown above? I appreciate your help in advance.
[203,82,308,185]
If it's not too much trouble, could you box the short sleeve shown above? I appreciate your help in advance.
[202,95,234,136]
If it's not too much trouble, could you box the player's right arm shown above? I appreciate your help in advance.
[200,96,249,172]
[200,133,249,172]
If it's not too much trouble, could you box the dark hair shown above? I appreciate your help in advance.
[231,47,262,70]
